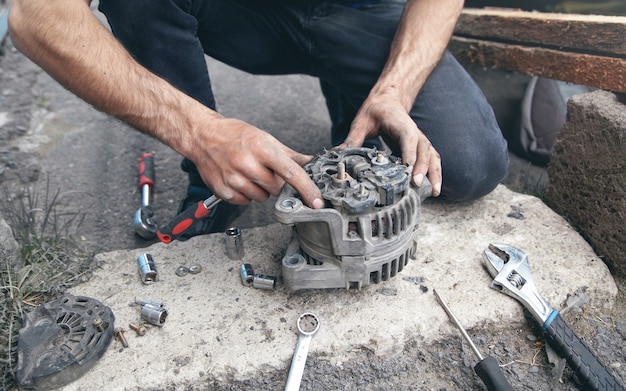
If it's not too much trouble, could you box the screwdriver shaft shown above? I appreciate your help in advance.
[434,289,513,391]
[433,289,484,360]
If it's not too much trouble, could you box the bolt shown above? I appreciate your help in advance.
[115,327,129,348]
[129,323,147,336]
[92,317,105,332]
[337,162,346,180]
[373,152,389,165]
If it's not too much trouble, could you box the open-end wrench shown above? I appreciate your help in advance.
[483,243,625,391]
[133,152,158,239]
[285,312,320,391]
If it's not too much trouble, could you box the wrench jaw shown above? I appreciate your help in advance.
[483,244,555,325]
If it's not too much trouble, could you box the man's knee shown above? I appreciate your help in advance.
[440,138,509,203]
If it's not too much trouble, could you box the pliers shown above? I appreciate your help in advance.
[483,243,625,391]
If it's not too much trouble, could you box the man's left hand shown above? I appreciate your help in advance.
[335,93,442,197]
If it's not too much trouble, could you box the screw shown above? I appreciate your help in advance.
[92,317,105,332]
[115,327,129,348]
[337,162,346,180]
[129,323,147,336]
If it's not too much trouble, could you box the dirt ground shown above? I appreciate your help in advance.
[1,34,625,391]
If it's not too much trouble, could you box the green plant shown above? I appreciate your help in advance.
[0,183,96,391]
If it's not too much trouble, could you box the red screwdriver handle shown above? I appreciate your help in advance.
[139,152,155,189]
[156,201,211,244]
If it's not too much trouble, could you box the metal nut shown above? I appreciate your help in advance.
[188,264,202,274]
[175,266,189,277]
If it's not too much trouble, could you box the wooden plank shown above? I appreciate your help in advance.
[455,8,626,56]
[450,37,626,93]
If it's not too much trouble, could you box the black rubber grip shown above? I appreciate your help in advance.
[544,313,625,391]
[474,356,514,391]
[156,201,210,244]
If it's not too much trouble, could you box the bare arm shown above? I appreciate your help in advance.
[339,0,464,197]
[8,0,323,208]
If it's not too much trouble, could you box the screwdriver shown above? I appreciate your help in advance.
[433,289,513,391]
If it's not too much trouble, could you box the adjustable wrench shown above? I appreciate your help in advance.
[483,243,625,391]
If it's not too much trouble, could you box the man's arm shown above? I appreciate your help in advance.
[339,0,464,197]
[8,0,323,208]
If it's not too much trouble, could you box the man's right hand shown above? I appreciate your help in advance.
[188,117,324,209]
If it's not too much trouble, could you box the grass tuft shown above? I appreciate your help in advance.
[0,182,96,391]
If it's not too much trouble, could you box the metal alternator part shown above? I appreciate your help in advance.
[275,147,432,291]
[16,294,115,390]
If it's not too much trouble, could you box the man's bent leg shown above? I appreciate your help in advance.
[409,52,509,203]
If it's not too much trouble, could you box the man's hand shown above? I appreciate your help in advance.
[335,93,442,197]
[189,117,324,208]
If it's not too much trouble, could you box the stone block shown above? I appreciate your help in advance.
[546,90,626,276]
[62,185,618,390]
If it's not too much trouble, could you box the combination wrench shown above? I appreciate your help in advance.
[285,312,320,391]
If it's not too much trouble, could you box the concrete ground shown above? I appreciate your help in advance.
[61,185,620,390]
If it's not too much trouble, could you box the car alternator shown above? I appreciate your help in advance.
[275,147,431,291]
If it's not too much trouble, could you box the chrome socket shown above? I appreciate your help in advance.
[240,263,255,286]
[225,227,244,260]
[140,302,168,327]
[252,274,276,290]
[137,253,157,284]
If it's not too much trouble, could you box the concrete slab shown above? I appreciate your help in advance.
[63,184,617,390]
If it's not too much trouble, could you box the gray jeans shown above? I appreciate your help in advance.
[99,0,508,202]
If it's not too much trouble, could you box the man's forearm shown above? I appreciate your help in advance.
[8,0,217,160]
[371,0,464,110]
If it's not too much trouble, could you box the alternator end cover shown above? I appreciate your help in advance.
[275,147,432,291]
[16,293,115,390]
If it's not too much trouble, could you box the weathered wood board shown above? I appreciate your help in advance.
[451,8,626,92]
[456,8,626,56]
[450,37,626,92]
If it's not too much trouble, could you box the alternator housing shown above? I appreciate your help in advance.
[275,147,431,291]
